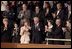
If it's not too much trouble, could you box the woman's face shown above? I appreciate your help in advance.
[44,2,48,8]
[24,22,28,26]
[14,23,18,28]
[48,21,51,26]
[22,4,27,11]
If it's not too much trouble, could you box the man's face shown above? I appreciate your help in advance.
[3,20,8,25]
[57,3,62,10]
[56,19,61,25]
[35,6,39,13]
[34,17,39,24]
[66,21,71,27]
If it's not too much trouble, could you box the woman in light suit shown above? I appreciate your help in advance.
[20,18,31,44]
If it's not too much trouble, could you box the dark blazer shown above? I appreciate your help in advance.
[43,8,53,20]
[11,28,20,43]
[1,26,12,43]
[56,9,68,21]
[45,26,54,44]
[53,25,64,45]
[43,9,53,25]
[31,23,44,44]
[31,10,45,25]
[56,9,68,26]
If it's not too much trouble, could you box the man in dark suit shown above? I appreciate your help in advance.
[56,3,68,26]
[31,17,44,44]
[53,18,64,45]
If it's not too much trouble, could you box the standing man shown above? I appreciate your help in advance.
[31,17,44,44]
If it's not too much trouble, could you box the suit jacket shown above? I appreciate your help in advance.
[31,23,44,43]
[56,9,68,21]
[56,9,68,26]
[43,8,53,20]
[31,10,45,25]
[12,28,20,43]
[53,25,64,38]
[53,25,64,45]
[43,9,53,25]
[1,26,12,42]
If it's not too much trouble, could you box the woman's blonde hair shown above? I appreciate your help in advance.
[20,18,30,27]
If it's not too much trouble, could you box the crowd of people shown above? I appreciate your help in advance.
[1,1,71,45]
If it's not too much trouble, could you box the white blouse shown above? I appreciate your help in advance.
[20,26,30,44]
